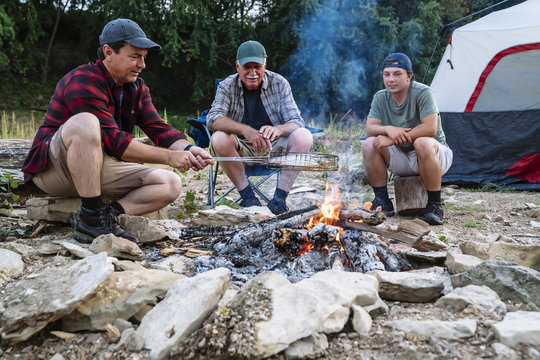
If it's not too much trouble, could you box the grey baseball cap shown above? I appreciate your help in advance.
[99,18,161,50]
[236,40,267,66]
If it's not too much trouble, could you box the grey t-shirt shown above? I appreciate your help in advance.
[367,81,447,152]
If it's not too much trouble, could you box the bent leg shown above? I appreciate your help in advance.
[277,127,313,191]
[210,131,249,190]
[32,113,103,197]
[61,113,103,197]
[116,168,182,215]
[362,136,391,187]
[414,137,441,191]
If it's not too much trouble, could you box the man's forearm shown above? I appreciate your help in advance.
[274,122,299,137]
[212,116,252,136]
[121,138,172,165]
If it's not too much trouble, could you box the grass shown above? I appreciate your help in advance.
[463,217,485,228]
[463,182,518,193]
[0,109,193,140]
[1,110,41,139]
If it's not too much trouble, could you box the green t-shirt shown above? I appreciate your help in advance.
[367,81,447,152]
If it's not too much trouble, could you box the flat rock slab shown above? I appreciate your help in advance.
[451,259,540,311]
[492,311,540,347]
[0,252,114,342]
[386,319,476,340]
[137,267,230,360]
[369,270,445,302]
[435,285,506,313]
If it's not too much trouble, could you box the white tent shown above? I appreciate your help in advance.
[431,0,540,112]
[430,0,540,189]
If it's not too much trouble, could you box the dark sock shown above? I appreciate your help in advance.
[427,190,441,204]
[373,185,389,201]
[239,185,256,199]
[110,201,125,214]
[273,188,289,201]
[81,196,105,213]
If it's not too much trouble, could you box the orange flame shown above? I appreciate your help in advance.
[307,182,342,229]
[302,182,345,254]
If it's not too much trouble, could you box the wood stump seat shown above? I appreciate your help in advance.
[393,176,428,215]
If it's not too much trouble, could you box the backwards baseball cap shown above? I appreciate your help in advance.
[236,40,267,66]
[99,18,161,50]
[382,52,412,72]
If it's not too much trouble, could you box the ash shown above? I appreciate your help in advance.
[189,227,408,286]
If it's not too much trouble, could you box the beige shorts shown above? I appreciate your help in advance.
[32,125,157,197]
[388,142,453,176]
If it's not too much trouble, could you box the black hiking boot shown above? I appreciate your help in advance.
[74,207,113,244]
[371,197,395,217]
[267,198,289,215]
[422,201,444,225]
[107,205,139,244]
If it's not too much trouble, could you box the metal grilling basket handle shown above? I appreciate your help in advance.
[211,152,339,171]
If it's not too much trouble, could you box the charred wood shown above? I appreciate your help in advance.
[307,223,339,250]
[273,228,306,255]
[214,207,320,256]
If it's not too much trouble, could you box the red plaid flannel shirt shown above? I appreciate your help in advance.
[22,60,186,183]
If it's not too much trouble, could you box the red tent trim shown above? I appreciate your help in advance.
[506,153,540,183]
[465,43,540,112]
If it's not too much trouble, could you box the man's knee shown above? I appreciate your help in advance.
[211,131,235,153]
[413,137,437,159]
[62,113,101,145]
[362,137,377,156]
[150,170,182,203]
[288,127,313,151]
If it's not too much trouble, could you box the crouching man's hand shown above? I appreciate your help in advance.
[187,146,214,171]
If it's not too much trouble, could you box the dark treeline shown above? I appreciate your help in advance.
[0,0,521,123]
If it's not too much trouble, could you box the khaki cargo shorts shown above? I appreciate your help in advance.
[387,142,453,176]
[210,135,289,165]
[32,125,157,197]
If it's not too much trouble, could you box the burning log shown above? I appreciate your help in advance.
[272,228,307,255]
[339,208,386,226]
[307,223,340,250]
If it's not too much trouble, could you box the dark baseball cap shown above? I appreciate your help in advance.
[236,40,267,66]
[99,18,161,50]
[382,53,412,72]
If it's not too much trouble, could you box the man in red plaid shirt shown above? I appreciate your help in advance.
[22,19,212,244]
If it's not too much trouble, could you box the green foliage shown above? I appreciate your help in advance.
[204,197,241,210]
[1,173,21,211]
[463,217,485,228]
[438,235,450,243]
[0,0,520,118]
[464,182,517,193]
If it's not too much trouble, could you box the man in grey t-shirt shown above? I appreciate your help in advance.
[363,53,453,225]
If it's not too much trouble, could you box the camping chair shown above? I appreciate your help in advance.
[187,79,323,208]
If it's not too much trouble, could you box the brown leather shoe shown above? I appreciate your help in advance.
[74,207,112,244]
[107,206,140,244]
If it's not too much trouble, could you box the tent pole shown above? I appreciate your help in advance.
[422,0,514,84]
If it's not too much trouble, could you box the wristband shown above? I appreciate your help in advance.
[184,144,194,151]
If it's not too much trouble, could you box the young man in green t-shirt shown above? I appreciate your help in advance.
[363,53,453,225]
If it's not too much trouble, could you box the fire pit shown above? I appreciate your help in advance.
[150,184,410,285]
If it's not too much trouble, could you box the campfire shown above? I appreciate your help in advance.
[167,183,410,285]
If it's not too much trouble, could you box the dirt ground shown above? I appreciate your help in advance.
[0,158,539,359]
